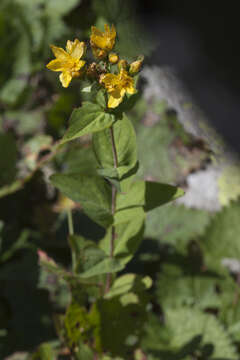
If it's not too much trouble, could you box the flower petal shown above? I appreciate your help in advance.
[59,71,72,88]
[69,39,85,59]
[66,40,74,54]
[108,88,125,108]
[126,84,137,95]
[110,24,116,39]
[91,26,103,37]
[90,24,116,51]
[101,73,118,86]
[50,45,69,61]
[46,59,66,72]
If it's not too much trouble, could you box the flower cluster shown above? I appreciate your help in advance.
[46,24,143,108]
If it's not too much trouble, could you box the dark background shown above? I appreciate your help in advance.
[136,1,240,152]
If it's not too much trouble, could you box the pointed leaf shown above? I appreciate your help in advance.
[116,180,184,212]
[61,102,115,144]
[144,181,184,211]
[92,114,137,179]
[50,173,112,228]
[79,257,124,278]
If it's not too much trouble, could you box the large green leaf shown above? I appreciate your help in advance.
[145,203,210,251]
[90,297,147,357]
[50,173,112,228]
[156,264,220,310]
[142,308,237,360]
[61,102,115,145]
[199,199,240,274]
[92,114,137,179]
[116,180,184,212]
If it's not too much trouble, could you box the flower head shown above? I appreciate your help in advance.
[90,24,116,58]
[46,39,86,88]
[100,69,136,108]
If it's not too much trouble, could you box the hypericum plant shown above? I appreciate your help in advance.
[40,24,184,359]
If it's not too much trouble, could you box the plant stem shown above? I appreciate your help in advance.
[105,125,118,294]
[67,209,74,236]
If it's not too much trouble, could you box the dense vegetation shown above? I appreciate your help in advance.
[1,1,240,359]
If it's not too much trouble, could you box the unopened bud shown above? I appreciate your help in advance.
[108,52,119,64]
[92,47,107,59]
[118,59,128,70]
[129,55,144,75]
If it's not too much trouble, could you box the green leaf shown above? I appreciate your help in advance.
[97,167,122,192]
[69,236,124,277]
[68,235,90,273]
[145,203,210,251]
[64,303,91,347]
[144,181,184,211]
[136,110,209,185]
[31,342,56,360]
[142,308,237,360]
[100,207,145,265]
[50,173,112,228]
[96,89,107,109]
[199,199,240,274]
[105,273,152,299]
[79,257,124,278]
[156,264,220,310]
[92,114,137,179]
[116,180,184,212]
[90,297,148,357]
[61,102,115,144]
[97,167,119,179]
[65,145,98,174]
[75,343,94,360]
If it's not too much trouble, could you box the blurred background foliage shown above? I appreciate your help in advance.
[0,0,240,359]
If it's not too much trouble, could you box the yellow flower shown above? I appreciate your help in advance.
[90,24,116,58]
[46,39,86,88]
[101,69,136,108]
